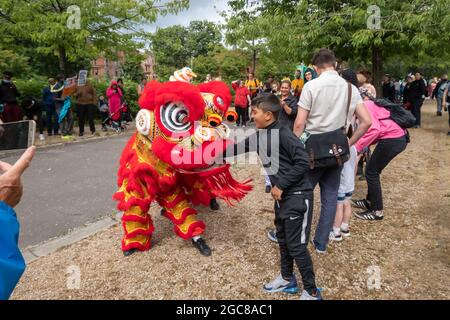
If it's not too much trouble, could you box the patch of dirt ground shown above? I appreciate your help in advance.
[12,101,450,300]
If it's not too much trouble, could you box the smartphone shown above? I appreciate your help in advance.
[300,131,311,145]
[0,120,36,152]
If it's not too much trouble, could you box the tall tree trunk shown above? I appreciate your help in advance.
[58,46,68,77]
[252,48,257,74]
[372,44,383,96]
[251,39,257,74]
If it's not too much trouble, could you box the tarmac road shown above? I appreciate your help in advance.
[1,134,132,248]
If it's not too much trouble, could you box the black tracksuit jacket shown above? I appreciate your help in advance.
[225,121,313,195]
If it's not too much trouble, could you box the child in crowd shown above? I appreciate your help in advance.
[98,95,109,131]
[329,126,357,241]
[224,93,322,300]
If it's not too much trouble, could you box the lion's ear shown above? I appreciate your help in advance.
[138,80,162,111]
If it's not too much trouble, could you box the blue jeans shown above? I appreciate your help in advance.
[436,95,443,113]
[306,165,343,247]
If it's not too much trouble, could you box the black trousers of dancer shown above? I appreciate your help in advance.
[275,193,316,293]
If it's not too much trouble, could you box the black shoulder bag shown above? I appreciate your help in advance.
[305,83,352,169]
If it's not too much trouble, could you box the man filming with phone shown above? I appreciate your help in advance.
[0,146,35,300]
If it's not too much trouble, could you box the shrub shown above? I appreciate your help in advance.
[14,76,47,101]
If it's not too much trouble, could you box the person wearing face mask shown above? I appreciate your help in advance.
[0,71,22,123]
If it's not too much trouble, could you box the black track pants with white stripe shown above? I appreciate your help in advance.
[275,193,316,292]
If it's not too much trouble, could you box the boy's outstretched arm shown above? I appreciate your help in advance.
[222,131,258,160]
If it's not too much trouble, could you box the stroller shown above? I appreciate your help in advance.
[102,103,132,133]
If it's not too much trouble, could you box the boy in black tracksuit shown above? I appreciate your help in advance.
[223,93,321,300]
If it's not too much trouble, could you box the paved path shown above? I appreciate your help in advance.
[1,134,132,248]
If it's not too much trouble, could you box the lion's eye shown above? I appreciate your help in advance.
[161,102,191,132]
[216,97,224,106]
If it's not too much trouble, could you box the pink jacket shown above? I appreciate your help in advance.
[106,80,123,115]
[355,100,406,152]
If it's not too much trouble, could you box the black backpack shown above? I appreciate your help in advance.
[373,98,416,129]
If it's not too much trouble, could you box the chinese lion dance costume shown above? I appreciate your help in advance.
[113,68,252,257]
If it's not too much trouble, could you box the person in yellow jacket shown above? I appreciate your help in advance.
[291,69,304,97]
[245,72,261,99]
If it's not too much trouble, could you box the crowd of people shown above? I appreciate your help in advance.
[383,72,450,135]
[226,65,450,137]
[222,48,444,299]
[0,72,138,141]
[1,49,449,300]
[431,74,450,135]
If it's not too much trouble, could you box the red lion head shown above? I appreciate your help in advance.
[136,80,238,171]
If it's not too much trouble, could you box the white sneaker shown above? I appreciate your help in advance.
[300,289,323,300]
[340,228,351,238]
[329,231,343,242]
[263,274,298,294]
[39,134,45,141]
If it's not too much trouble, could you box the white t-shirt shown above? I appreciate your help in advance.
[298,70,363,134]
[339,145,358,194]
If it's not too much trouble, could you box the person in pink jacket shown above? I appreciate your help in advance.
[106,80,123,122]
[352,94,408,221]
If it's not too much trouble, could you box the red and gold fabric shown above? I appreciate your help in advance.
[113,70,252,253]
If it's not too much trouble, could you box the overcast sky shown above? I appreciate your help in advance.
[144,0,231,33]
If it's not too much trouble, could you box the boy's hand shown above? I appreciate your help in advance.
[271,186,283,201]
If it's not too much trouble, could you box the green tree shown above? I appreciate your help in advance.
[192,45,250,84]
[149,25,191,80]
[186,21,222,58]
[0,0,189,75]
[122,51,146,83]
[224,2,267,74]
[225,0,450,92]
[148,20,223,80]
[0,49,30,77]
